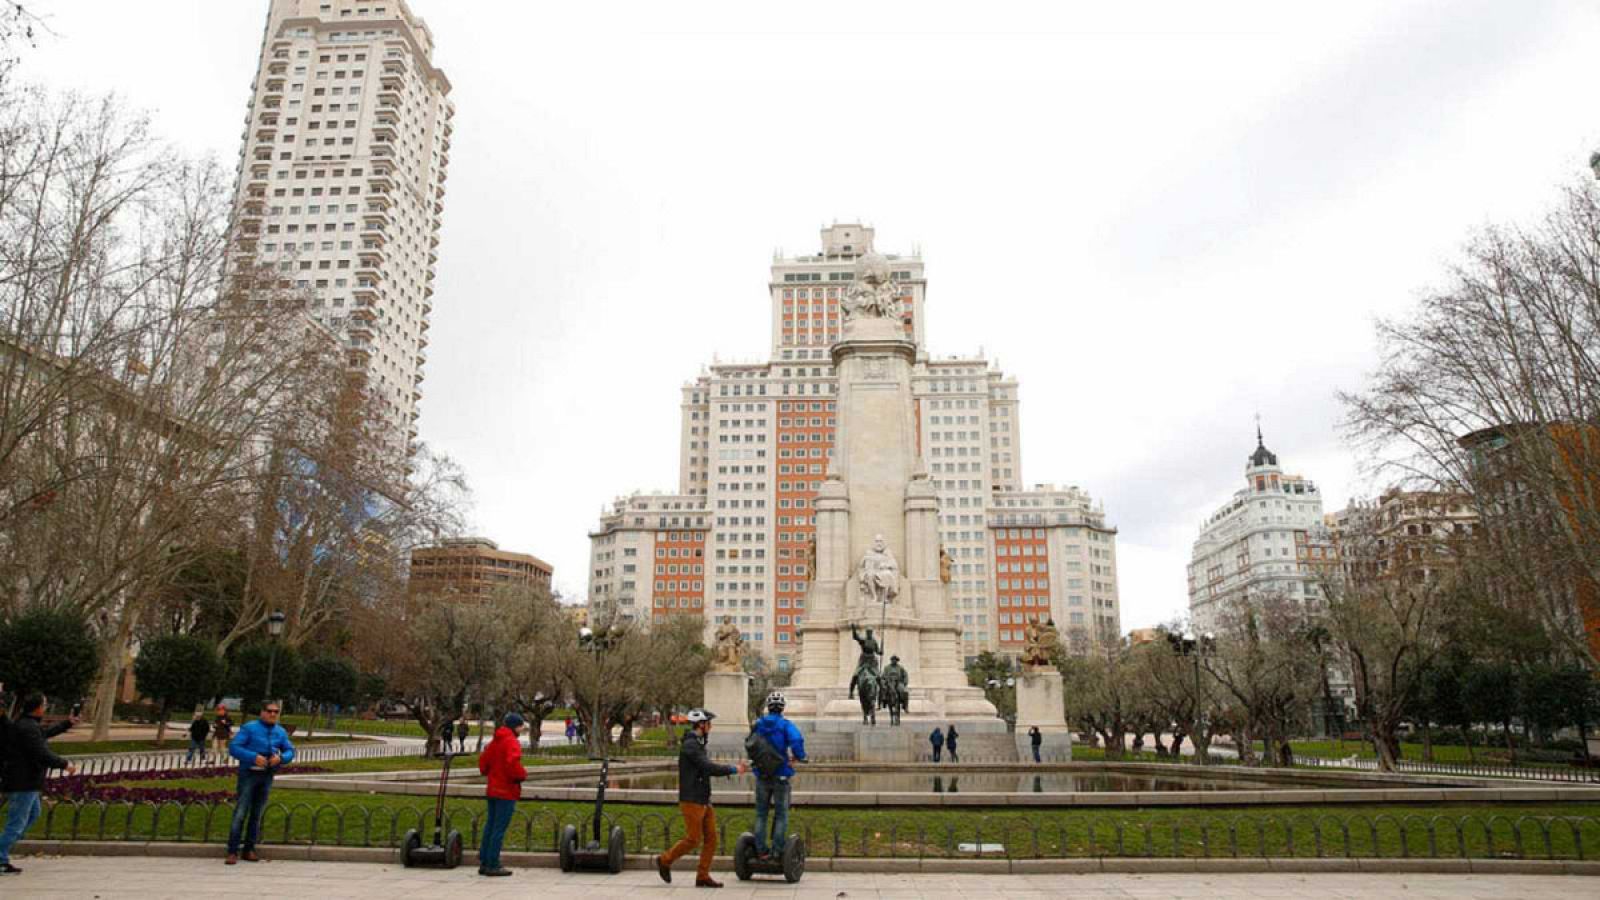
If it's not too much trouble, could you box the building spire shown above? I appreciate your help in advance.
[1255,412,1264,448]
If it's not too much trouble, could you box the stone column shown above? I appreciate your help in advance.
[702,671,750,728]
[1015,668,1069,734]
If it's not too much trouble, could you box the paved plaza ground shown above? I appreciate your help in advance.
[2,855,1594,899]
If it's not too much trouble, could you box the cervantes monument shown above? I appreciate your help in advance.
[779,252,1000,734]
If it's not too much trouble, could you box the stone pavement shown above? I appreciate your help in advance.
[2,855,1594,899]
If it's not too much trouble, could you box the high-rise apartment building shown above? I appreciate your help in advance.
[409,537,553,599]
[589,224,1121,669]
[1187,432,1329,632]
[231,0,453,456]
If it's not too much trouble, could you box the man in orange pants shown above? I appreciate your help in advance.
[656,708,748,888]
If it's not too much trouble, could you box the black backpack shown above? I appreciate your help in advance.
[744,726,785,779]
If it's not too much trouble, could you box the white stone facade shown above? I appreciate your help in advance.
[1187,435,1327,632]
[231,0,453,457]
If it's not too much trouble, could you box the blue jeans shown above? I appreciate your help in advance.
[478,798,516,871]
[187,738,206,763]
[752,777,792,855]
[0,792,43,864]
[1032,745,1041,763]
[227,770,275,854]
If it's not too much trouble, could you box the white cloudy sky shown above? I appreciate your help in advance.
[17,1,1600,629]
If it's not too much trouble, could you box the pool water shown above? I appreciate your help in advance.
[565,771,1324,793]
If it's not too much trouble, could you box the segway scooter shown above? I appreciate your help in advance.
[401,752,465,868]
[733,831,807,883]
[558,754,625,874]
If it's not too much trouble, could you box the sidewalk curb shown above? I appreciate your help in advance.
[15,841,1600,876]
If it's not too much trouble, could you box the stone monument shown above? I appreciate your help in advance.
[782,251,1000,752]
[702,616,750,729]
[1015,618,1072,760]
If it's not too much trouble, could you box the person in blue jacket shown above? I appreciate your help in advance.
[224,701,296,865]
[750,690,807,860]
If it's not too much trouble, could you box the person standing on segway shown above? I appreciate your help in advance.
[748,691,806,863]
[476,713,528,877]
[656,708,748,888]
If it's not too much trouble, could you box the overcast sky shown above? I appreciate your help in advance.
[17,1,1600,629]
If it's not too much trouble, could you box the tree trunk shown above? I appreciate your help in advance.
[154,701,169,746]
[1464,726,1476,764]
[1422,722,1434,763]
[305,704,317,739]
[1503,719,1517,764]
[88,605,138,741]
[1193,731,1212,765]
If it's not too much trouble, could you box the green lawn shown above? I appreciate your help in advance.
[27,777,1600,860]
[277,714,431,739]
[61,736,371,756]
[1252,739,1587,767]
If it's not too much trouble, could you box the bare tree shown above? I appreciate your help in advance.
[1342,179,1600,668]
[1203,593,1320,767]
[1131,627,1225,763]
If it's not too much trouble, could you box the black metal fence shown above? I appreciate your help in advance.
[1294,755,1600,784]
[14,798,1600,861]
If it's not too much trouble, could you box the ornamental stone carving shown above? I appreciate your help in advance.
[710,616,744,672]
[857,534,900,605]
[1021,617,1062,669]
[841,251,903,323]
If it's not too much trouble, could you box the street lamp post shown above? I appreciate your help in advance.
[263,610,286,707]
[1166,629,1215,758]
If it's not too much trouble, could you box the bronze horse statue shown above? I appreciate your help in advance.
[857,668,879,726]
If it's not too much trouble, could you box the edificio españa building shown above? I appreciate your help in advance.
[587,224,1121,670]
[231,0,453,457]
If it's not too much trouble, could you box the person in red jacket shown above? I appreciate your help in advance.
[475,712,527,877]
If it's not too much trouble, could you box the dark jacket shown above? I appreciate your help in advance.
[945,727,959,749]
[189,718,210,742]
[678,730,737,805]
[929,728,944,747]
[441,721,454,740]
[213,715,234,740]
[1029,728,1042,748]
[2,714,73,792]
[478,725,527,800]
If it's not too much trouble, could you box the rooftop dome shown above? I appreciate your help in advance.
[1248,426,1278,468]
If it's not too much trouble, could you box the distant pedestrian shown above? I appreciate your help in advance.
[946,725,960,763]
[224,702,295,865]
[211,706,234,761]
[929,727,944,763]
[0,693,79,876]
[187,712,211,764]
[457,717,469,753]
[476,713,528,877]
[440,719,454,756]
[576,720,587,744]
[1028,726,1042,763]
[565,719,577,745]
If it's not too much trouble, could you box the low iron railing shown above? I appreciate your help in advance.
[1294,754,1600,784]
[10,798,1600,861]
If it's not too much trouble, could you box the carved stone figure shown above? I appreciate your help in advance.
[857,534,899,605]
[939,545,953,585]
[841,252,903,323]
[711,616,744,672]
[803,536,817,584]
[847,623,881,700]
[1020,617,1062,669]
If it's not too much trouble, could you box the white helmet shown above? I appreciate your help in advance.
[765,691,787,711]
[685,708,716,724]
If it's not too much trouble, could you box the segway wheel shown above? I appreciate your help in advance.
[400,828,421,868]
[606,824,626,874]
[445,829,464,869]
[733,832,756,881]
[559,824,579,872]
[782,834,806,884]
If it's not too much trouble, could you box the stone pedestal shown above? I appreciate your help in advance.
[1015,668,1068,733]
[703,671,750,729]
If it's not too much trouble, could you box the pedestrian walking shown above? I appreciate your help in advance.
[211,706,234,762]
[1028,726,1042,764]
[655,709,748,888]
[186,712,211,764]
[945,724,960,763]
[457,716,469,753]
[929,726,944,763]
[476,713,528,877]
[575,720,587,744]
[440,719,454,756]
[224,702,295,865]
[564,718,577,745]
[0,693,79,876]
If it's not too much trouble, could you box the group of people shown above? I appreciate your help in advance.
[437,716,470,755]
[184,706,235,764]
[563,717,586,744]
[928,724,961,762]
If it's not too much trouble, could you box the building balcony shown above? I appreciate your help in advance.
[348,322,375,340]
[417,332,429,349]
[368,171,395,192]
[350,304,378,322]
[360,247,387,267]
[372,121,398,141]
[361,228,388,248]
[265,77,285,93]
[377,89,401,106]
[371,144,395,160]
[355,265,382,282]
[363,207,393,227]
[414,370,426,385]
[383,59,406,75]
[353,284,381,304]
[255,126,277,142]
[259,95,280,109]
[268,61,287,75]
[366,194,393,211]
